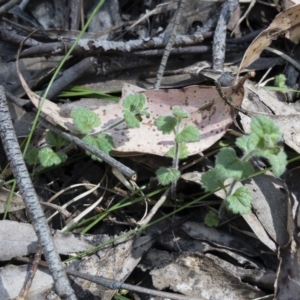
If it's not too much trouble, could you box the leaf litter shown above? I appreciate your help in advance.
[17,59,245,155]
[3,1,300,299]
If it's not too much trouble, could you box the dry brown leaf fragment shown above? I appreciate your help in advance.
[238,4,300,75]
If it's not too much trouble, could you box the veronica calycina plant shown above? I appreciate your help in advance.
[201,115,287,217]
[155,106,200,197]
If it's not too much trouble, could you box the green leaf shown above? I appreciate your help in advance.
[250,115,282,149]
[274,74,286,89]
[82,134,114,162]
[155,116,177,134]
[123,110,141,128]
[46,131,68,149]
[200,169,225,192]
[172,106,189,119]
[156,167,181,185]
[226,186,252,214]
[57,152,67,163]
[235,135,254,153]
[176,125,200,143]
[215,148,254,180]
[122,93,146,113]
[95,134,114,154]
[139,108,150,118]
[204,211,219,227]
[71,107,101,134]
[166,143,189,159]
[258,147,287,177]
[236,116,287,176]
[82,136,101,161]
[25,147,39,165]
[122,94,149,127]
[82,136,102,162]
[38,147,63,167]
[236,116,283,153]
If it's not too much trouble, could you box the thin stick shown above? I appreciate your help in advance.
[0,0,21,14]
[154,0,186,89]
[213,0,238,71]
[16,245,43,300]
[0,85,76,300]
[39,117,137,181]
[15,256,198,300]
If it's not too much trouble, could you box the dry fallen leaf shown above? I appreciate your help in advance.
[141,249,265,299]
[17,55,245,156]
[0,220,110,260]
[117,83,244,155]
[274,182,300,299]
[237,4,300,75]
[0,188,25,213]
[244,174,290,248]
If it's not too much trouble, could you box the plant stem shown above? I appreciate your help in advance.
[171,123,180,199]
[241,149,256,162]
[94,118,125,135]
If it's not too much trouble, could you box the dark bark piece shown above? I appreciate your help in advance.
[213,0,238,71]
[154,0,186,89]
[0,0,21,14]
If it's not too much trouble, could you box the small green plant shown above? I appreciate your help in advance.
[274,74,287,89]
[25,131,68,167]
[204,211,219,227]
[155,106,200,196]
[265,73,300,95]
[26,93,149,167]
[201,115,287,219]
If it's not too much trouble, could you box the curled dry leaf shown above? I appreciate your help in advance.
[17,57,244,156]
[237,4,300,75]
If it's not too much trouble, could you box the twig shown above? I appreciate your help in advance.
[18,31,208,58]
[0,85,76,299]
[16,245,43,300]
[0,0,21,14]
[0,26,41,47]
[266,46,300,72]
[39,117,137,181]
[43,56,153,100]
[41,202,71,218]
[154,0,186,89]
[43,57,99,99]
[15,256,198,300]
[213,0,238,71]
[6,90,30,108]
[230,0,256,36]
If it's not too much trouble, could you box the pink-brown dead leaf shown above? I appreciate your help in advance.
[17,57,244,156]
[115,83,243,155]
[238,4,300,75]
